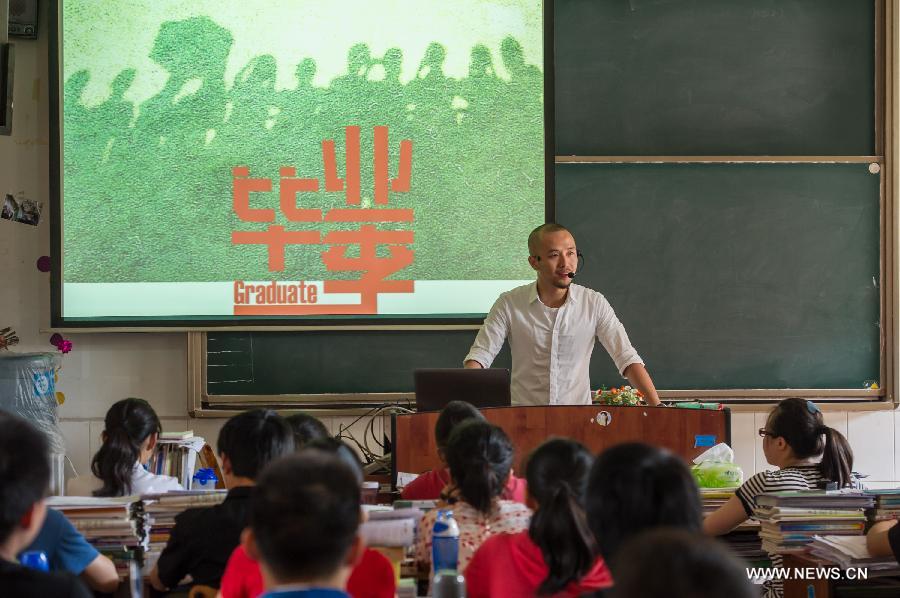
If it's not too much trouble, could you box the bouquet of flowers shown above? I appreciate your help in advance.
[593,385,645,406]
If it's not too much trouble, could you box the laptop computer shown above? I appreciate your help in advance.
[413,368,511,412]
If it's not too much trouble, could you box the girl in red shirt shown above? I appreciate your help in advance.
[465,438,612,598]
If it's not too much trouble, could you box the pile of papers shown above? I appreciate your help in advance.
[140,490,227,573]
[754,491,873,555]
[360,506,422,547]
[867,489,900,523]
[808,535,900,573]
[46,496,149,577]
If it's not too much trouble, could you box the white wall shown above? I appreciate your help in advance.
[0,3,897,488]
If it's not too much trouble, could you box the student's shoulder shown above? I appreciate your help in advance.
[173,502,218,528]
[741,466,822,493]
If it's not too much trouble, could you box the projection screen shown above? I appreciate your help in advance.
[52,0,548,326]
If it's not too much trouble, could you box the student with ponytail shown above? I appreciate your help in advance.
[704,398,854,598]
[414,420,531,574]
[465,438,612,598]
[67,398,182,497]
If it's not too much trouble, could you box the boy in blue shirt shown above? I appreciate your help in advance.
[22,508,119,593]
[243,450,364,598]
[0,412,91,598]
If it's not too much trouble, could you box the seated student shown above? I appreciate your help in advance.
[586,442,702,565]
[219,437,395,598]
[284,412,330,447]
[21,508,119,593]
[149,409,294,592]
[0,412,92,598]
[244,451,364,598]
[465,438,612,598]
[610,528,756,598]
[67,397,183,496]
[415,420,531,574]
[401,400,526,503]
[703,398,853,598]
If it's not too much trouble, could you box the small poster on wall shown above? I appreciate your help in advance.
[1,193,42,226]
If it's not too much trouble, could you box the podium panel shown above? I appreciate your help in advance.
[392,405,731,488]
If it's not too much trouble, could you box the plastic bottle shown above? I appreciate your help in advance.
[431,509,460,572]
[19,550,49,572]
[433,569,466,598]
[191,467,218,490]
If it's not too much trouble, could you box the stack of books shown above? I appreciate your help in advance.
[700,488,765,561]
[140,490,227,573]
[46,496,149,577]
[753,491,873,555]
[147,432,207,489]
[867,489,900,522]
[808,535,900,573]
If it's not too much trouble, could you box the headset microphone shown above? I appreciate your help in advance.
[567,272,576,279]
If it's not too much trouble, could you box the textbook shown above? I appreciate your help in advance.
[754,492,871,555]
[756,491,874,510]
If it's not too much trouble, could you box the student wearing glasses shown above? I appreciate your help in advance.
[703,398,854,598]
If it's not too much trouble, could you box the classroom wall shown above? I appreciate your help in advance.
[0,5,896,488]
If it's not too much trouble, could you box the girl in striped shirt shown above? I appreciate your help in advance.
[703,398,854,598]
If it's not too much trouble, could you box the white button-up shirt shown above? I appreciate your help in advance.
[464,282,644,406]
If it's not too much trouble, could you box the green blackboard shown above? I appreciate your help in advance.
[207,330,511,395]
[554,0,875,156]
[557,162,880,389]
[208,162,880,394]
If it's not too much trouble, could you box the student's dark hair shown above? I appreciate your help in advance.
[285,413,329,448]
[0,412,50,544]
[434,400,484,452]
[528,222,571,255]
[251,451,360,583]
[303,437,364,484]
[91,398,161,497]
[610,528,756,598]
[217,409,294,480]
[766,398,854,488]
[586,442,702,562]
[444,420,514,514]
[526,438,597,596]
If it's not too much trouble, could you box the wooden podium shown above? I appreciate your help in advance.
[391,405,731,489]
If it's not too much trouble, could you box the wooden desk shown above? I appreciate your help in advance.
[392,405,730,488]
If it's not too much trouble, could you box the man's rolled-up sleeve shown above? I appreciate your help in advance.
[594,296,643,377]
[463,296,509,368]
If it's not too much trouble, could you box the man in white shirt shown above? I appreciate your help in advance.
[464,223,661,406]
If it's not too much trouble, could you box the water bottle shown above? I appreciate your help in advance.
[431,509,460,572]
[191,467,218,490]
[433,569,466,598]
[19,550,49,572]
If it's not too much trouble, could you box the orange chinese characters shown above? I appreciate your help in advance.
[231,126,414,316]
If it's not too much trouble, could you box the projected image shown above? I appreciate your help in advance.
[58,0,545,320]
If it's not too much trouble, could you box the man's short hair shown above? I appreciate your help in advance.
[251,451,360,582]
[217,409,294,480]
[435,400,485,451]
[528,223,572,256]
[0,412,50,545]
